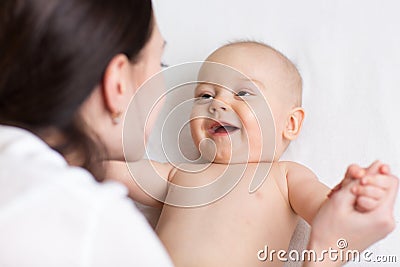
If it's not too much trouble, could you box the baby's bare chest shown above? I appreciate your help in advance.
[166,163,293,224]
[157,163,298,265]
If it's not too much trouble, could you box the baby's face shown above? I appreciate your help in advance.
[190,81,273,164]
[190,45,293,164]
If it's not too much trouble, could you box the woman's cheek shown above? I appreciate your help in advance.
[144,94,165,143]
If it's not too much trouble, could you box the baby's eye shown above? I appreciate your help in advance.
[160,62,169,68]
[199,93,214,99]
[236,91,251,97]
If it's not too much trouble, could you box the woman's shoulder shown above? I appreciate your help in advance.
[0,125,120,204]
[0,125,173,266]
[0,125,142,219]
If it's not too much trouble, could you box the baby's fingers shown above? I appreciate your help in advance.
[379,164,391,175]
[360,174,394,190]
[345,164,366,180]
[364,160,383,175]
[352,184,386,200]
[355,196,380,212]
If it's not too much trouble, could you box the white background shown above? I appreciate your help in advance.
[150,1,400,266]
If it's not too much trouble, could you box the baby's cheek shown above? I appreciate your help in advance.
[248,128,263,149]
[189,120,203,147]
[241,108,262,136]
[238,102,275,161]
[243,120,262,146]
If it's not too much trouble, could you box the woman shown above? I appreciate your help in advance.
[0,0,397,266]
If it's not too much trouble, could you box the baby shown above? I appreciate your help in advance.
[106,42,390,266]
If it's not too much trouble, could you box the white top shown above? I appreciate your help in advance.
[0,126,173,267]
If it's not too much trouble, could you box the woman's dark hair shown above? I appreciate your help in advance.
[0,0,153,179]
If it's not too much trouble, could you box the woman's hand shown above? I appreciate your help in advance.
[305,163,398,266]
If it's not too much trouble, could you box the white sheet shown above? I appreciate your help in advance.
[146,1,400,266]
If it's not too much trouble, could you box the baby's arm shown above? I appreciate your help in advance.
[283,161,331,225]
[104,160,174,208]
[285,161,392,224]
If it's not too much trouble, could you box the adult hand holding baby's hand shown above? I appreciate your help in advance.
[329,161,394,212]
[351,162,394,212]
[306,162,398,266]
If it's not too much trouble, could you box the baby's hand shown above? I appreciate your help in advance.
[328,161,392,212]
[352,162,392,212]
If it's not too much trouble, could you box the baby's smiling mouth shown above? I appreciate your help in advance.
[208,122,240,136]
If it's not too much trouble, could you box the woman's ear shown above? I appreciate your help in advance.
[283,107,305,141]
[101,54,131,116]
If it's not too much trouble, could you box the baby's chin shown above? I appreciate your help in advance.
[197,142,276,164]
[204,154,273,165]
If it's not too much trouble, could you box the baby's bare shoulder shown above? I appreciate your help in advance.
[278,161,318,185]
[278,161,311,174]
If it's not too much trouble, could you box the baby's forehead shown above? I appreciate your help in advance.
[211,42,296,72]
[194,79,267,96]
[198,42,302,106]
[210,42,282,62]
[197,47,284,90]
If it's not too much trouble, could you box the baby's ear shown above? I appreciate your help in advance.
[283,107,305,141]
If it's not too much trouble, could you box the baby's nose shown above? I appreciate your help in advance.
[209,99,228,113]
